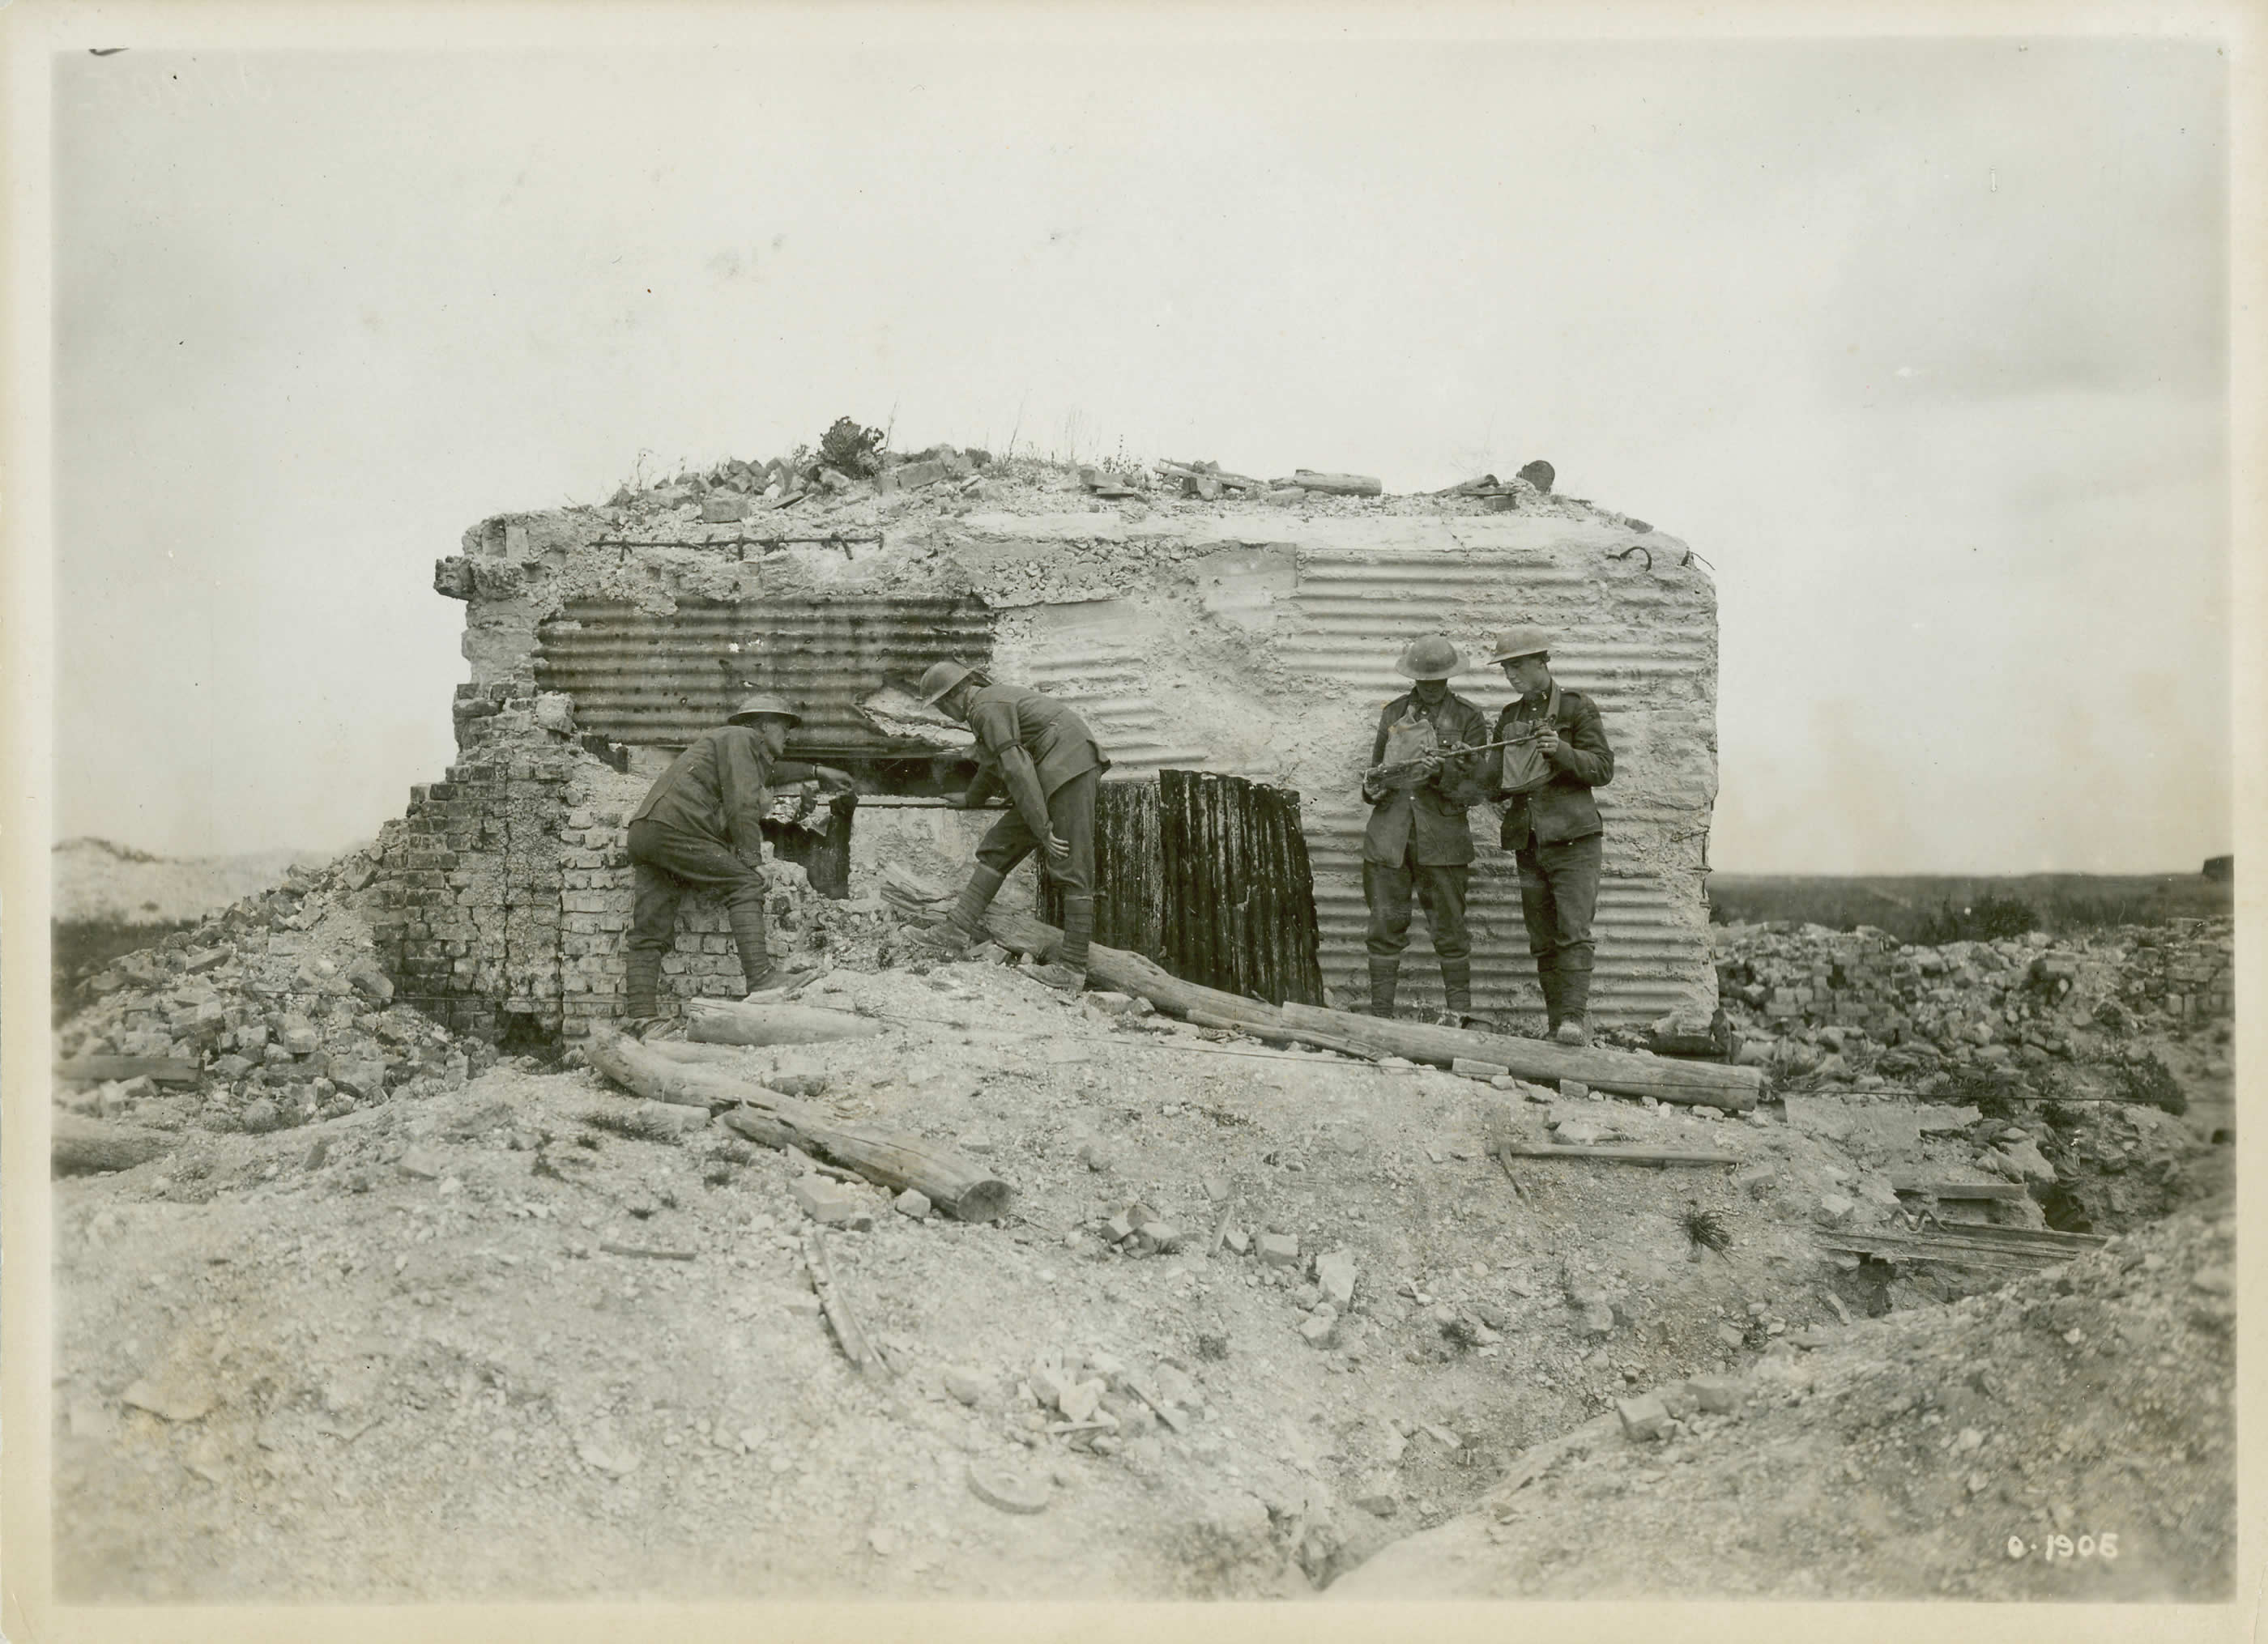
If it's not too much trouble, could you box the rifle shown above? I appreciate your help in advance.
[1366,732,1543,786]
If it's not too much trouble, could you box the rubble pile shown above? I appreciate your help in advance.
[1335,1203,2237,1599]
[1712,917,2236,1087]
[56,855,490,1136]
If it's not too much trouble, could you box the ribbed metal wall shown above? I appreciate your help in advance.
[1281,545,1714,1024]
[535,596,993,752]
[1022,628,1213,779]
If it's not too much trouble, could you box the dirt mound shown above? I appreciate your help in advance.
[52,838,316,926]
[1334,1203,2236,1599]
[47,897,2235,1601]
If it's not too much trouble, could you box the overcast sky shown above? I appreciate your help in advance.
[48,30,2232,873]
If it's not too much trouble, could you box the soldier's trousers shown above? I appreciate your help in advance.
[1362,847,1471,962]
[1514,831,1602,973]
[625,820,773,1012]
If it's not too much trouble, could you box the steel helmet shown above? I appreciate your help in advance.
[727,693,803,727]
[1392,633,1463,681]
[1484,624,1551,666]
[917,660,977,706]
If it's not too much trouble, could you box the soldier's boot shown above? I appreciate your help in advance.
[730,901,818,996]
[1032,893,1093,994]
[622,948,667,1036]
[907,866,1006,957]
[1553,959,1593,1047]
[1367,956,1401,1019]
[1438,958,1477,1029]
[1535,954,1562,1037]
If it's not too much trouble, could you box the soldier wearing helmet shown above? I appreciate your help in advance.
[1360,633,1491,1025]
[905,660,1109,993]
[1477,624,1614,1046]
[620,694,854,1035]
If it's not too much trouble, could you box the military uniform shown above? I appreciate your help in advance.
[1360,687,1490,1018]
[1481,684,1614,1033]
[961,682,1110,909]
[625,720,818,1018]
[911,667,1112,986]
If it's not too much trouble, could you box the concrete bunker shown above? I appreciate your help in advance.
[376,458,1720,1043]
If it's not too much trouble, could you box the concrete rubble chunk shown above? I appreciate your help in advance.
[943,1365,990,1406]
[397,1148,446,1180]
[792,1175,868,1227]
[1258,1233,1301,1268]
[1299,1306,1339,1347]
[1223,1227,1250,1256]
[1616,1393,1674,1442]
[1059,1379,1106,1422]
[1686,1374,1746,1414]
[1814,1194,1857,1228]
[893,1188,932,1220]
[576,1438,641,1476]
[1350,1475,1401,1517]
[1315,1249,1358,1309]
[1030,1364,1073,1412]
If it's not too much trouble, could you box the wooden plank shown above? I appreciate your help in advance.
[54,1055,199,1087]
[1497,1143,1742,1167]
[587,1026,1013,1221]
[802,1226,888,1378]
[1276,1001,1763,1109]
[1891,1177,2030,1201]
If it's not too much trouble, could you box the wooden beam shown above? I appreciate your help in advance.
[1496,1143,1742,1167]
[1891,1177,2030,1201]
[52,1114,174,1174]
[54,1055,199,1087]
[683,999,883,1047]
[1276,1002,1763,1109]
[586,1025,1012,1221]
[1290,470,1383,496]
[802,1226,888,1378]
[1184,1007,1376,1060]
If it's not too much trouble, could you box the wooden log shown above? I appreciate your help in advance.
[1185,1007,1375,1060]
[54,1055,199,1087]
[684,999,884,1046]
[52,1114,174,1174]
[1496,1143,1742,1167]
[1275,1001,1763,1109]
[1291,470,1383,496]
[590,1027,1013,1220]
[981,909,1288,1030]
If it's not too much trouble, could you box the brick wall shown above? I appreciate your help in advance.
[373,673,813,1046]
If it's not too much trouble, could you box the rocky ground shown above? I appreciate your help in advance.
[47,898,2238,1602]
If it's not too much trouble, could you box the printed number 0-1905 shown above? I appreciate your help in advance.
[2007,1532,2118,1561]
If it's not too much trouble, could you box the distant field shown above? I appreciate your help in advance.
[1707,873,2232,943]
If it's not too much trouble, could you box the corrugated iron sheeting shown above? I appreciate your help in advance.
[1025,637,1213,779]
[535,596,993,751]
[1284,545,1716,1024]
